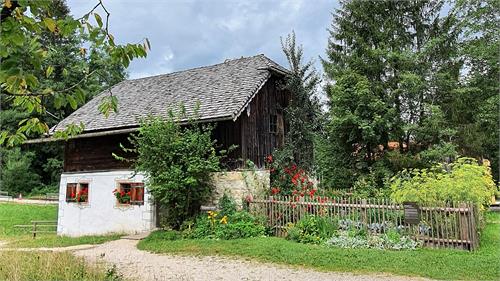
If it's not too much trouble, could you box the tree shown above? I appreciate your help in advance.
[448,0,500,180]
[0,0,149,145]
[123,114,225,229]
[1,0,130,192]
[321,0,461,188]
[276,31,321,172]
[0,147,41,195]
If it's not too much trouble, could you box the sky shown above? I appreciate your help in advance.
[67,0,337,79]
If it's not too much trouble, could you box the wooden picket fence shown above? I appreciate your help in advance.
[248,196,480,251]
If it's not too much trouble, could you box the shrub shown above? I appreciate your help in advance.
[184,210,266,240]
[286,215,337,244]
[218,193,237,217]
[390,157,496,208]
[123,113,225,229]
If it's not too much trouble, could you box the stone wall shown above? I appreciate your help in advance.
[207,169,270,207]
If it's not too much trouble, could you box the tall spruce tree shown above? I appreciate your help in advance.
[277,32,321,172]
[449,0,500,180]
[321,0,460,188]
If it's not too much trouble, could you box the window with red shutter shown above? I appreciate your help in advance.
[66,182,89,203]
[115,182,144,205]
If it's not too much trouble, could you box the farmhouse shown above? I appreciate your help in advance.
[48,54,290,236]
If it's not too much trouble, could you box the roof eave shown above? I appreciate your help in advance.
[24,115,235,144]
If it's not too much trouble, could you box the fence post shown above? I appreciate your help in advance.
[458,203,470,249]
[361,199,368,227]
[32,222,37,239]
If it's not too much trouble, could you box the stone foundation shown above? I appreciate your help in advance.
[207,169,270,207]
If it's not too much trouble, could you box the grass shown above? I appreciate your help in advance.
[0,251,122,281]
[0,202,121,248]
[138,212,500,280]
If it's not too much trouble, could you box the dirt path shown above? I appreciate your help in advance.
[74,239,430,281]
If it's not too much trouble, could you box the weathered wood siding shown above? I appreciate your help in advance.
[240,76,288,167]
[63,134,134,172]
[63,75,288,172]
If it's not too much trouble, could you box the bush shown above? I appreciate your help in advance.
[124,114,225,229]
[218,193,237,217]
[184,210,266,240]
[286,215,337,244]
[390,157,496,207]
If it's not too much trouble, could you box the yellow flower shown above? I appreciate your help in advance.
[220,216,228,224]
[207,211,218,220]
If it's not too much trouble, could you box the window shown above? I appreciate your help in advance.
[114,182,144,205]
[66,182,89,203]
[269,114,277,133]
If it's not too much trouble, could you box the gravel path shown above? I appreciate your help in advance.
[74,239,430,281]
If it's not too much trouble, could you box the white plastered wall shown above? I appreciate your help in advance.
[57,170,155,237]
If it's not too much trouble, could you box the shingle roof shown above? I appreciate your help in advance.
[53,54,288,133]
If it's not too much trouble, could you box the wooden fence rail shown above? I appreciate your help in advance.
[248,196,480,251]
[14,220,57,238]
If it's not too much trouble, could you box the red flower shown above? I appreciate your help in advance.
[291,164,297,171]
[271,187,280,195]
[300,192,304,197]
[266,155,273,163]
[270,168,275,173]
[309,189,317,197]
[120,191,125,196]
[70,192,75,198]
[292,190,298,195]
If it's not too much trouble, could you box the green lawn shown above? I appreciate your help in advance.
[138,212,500,281]
[0,202,121,248]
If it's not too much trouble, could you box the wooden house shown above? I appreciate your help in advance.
[46,54,290,236]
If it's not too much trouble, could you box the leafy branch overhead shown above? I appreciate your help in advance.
[0,0,150,145]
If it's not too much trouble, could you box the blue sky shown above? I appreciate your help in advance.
[67,0,337,79]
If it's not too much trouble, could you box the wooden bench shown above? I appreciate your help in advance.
[14,220,57,238]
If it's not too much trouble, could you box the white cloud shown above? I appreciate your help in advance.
[67,0,336,78]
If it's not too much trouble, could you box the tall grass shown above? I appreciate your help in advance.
[0,251,120,281]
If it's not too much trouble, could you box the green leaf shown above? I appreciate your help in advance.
[67,95,77,110]
[94,13,103,28]
[46,65,54,78]
[62,68,69,77]
[0,131,8,146]
[43,18,57,32]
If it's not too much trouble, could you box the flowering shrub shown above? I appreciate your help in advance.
[113,189,131,204]
[265,154,317,197]
[390,157,496,208]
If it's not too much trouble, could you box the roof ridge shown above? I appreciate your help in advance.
[127,54,267,82]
